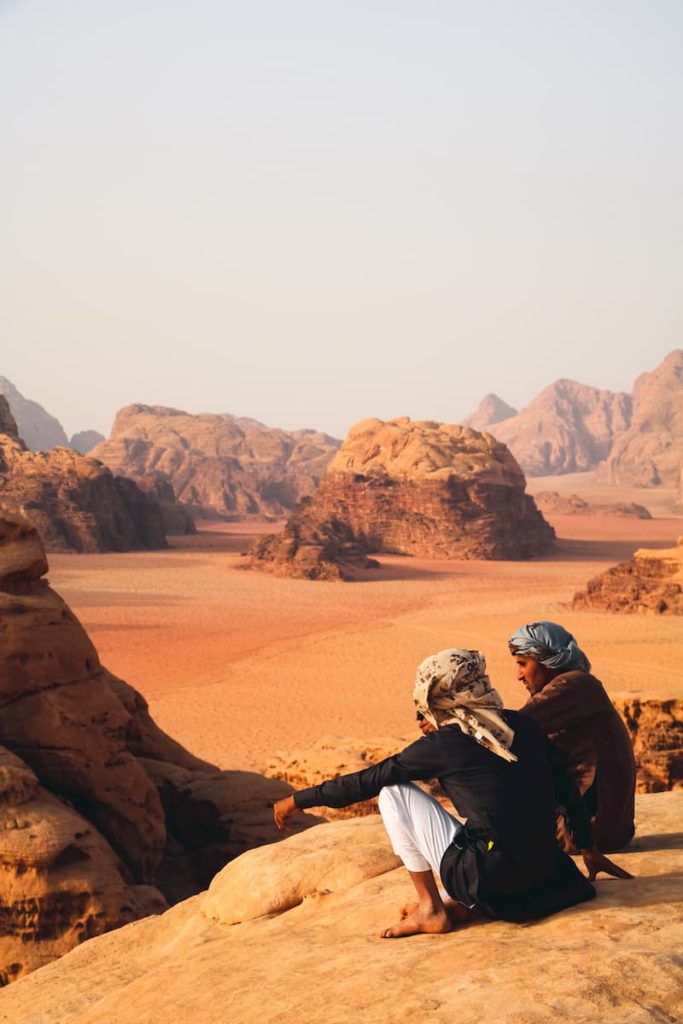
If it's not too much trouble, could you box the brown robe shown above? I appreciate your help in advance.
[520,671,636,853]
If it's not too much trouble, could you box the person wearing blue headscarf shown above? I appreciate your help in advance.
[509,621,636,853]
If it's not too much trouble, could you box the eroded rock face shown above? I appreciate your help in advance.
[251,418,554,578]
[0,513,310,983]
[572,539,683,614]
[0,396,18,439]
[70,430,105,455]
[534,491,652,519]
[613,698,683,793]
[90,405,341,519]
[0,377,69,451]
[0,434,167,552]
[597,349,683,487]
[488,379,632,476]
[461,393,517,431]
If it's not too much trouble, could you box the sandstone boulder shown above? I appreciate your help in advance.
[534,491,652,518]
[251,418,554,578]
[0,377,69,451]
[90,404,341,519]
[613,698,683,792]
[0,512,312,983]
[461,393,517,430]
[0,434,167,552]
[597,349,683,487]
[572,538,683,614]
[488,379,631,476]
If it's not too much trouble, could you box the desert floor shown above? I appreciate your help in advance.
[48,473,683,772]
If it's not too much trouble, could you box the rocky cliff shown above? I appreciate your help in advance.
[597,349,683,487]
[488,379,632,476]
[251,418,554,579]
[0,433,168,552]
[461,393,517,431]
[90,405,341,519]
[70,429,105,454]
[0,512,310,984]
[0,396,18,438]
[613,698,683,793]
[572,538,683,614]
[0,377,69,451]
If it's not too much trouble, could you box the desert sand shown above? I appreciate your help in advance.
[46,475,683,773]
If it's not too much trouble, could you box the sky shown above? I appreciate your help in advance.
[1,1,682,440]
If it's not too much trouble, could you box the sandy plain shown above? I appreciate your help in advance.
[46,473,683,773]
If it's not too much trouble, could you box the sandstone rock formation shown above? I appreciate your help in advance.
[90,405,341,519]
[1,791,681,1024]
[488,379,632,476]
[0,512,311,983]
[572,538,683,614]
[0,433,168,552]
[597,349,683,487]
[0,377,69,450]
[534,491,652,518]
[251,418,554,578]
[70,429,105,454]
[613,698,683,793]
[461,393,517,431]
[0,396,18,438]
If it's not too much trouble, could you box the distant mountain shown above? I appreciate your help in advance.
[461,394,517,431]
[483,380,632,476]
[0,377,69,451]
[71,429,105,454]
[90,405,342,519]
[596,349,683,487]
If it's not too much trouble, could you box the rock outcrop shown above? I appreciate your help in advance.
[0,512,310,983]
[0,434,168,552]
[461,393,517,431]
[597,349,683,487]
[251,418,554,578]
[90,405,341,519]
[0,377,69,451]
[487,379,632,476]
[572,538,683,614]
[534,491,652,518]
[613,698,683,793]
[1,791,681,1024]
[0,396,18,439]
[70,430,105,454]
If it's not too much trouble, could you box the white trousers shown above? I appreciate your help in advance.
[377,782,463,883]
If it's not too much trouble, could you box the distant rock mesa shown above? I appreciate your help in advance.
[572,538,683,614]
[251,417,554,579]
[70,429,105,454]
[534,491,652,519]
[461,393,517,431]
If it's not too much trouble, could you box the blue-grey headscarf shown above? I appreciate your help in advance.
[507,621,591,673]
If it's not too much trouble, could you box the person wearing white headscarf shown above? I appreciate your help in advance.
[274,648,631,938]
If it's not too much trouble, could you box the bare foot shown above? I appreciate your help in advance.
[399,902,419,919]
[399,900,471,924]
[381,904,452,939]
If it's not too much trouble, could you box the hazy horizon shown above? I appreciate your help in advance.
[2,2,682,439]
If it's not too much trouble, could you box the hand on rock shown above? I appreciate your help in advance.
[273,795,298,832]
[581,847,634,881]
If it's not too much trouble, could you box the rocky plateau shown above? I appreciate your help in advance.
[573,538,683,615]
[534,491,652,518]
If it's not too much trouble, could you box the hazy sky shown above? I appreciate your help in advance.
[2,1,681,439]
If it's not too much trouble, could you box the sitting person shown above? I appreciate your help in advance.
[274,649,630,939]
[509,621,636,852]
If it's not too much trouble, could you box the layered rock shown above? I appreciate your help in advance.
[70,430,105,454]
[251,418,554,578]
[0,377,69,450]
[534,491,652,519]
[0,434,167,552]
[90,405,341,519]
[572,538,683,614]
[0,512,311,983]
[597,349,683,487]
[613,698,683,792]
[461,393,517,431]
[487,379,632,476]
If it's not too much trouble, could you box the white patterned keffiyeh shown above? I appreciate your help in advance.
[413,648,517,763]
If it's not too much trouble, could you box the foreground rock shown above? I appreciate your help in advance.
[488,379,632,476]
[90,405,341,519]
[0,377,69,451]
[573,538,683,614]
[613,698,683,792]
[0,513,309,983]
[534,491,652,518]
[598,349,683,487]
[0,433,167,552]
[1,792,680,1024]
[251,417,554,579]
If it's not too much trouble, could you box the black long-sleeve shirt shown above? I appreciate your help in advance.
[294,712,595,921]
